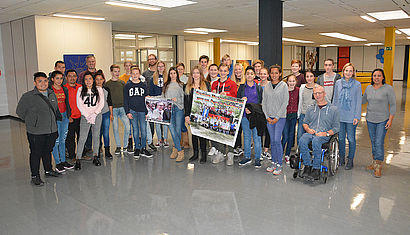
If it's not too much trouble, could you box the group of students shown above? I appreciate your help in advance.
[16,54,396,186]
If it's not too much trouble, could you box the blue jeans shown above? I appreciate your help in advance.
[168,105,184,151]
[155,123,168,141]
[282,117,297,156]
[339,122,357,159]
[52,112,69,164]
[267,118,286,165]
[299,133,330,169]
[367,120,388,161]
[242,117,261,160]
[181,114,188,133]
[297,114,305,145]
[146,121,152,145]
[112,107,130,148]
[100,111,110,147]
[129,110,147,150]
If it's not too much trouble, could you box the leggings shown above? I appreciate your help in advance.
[76,114,102,159]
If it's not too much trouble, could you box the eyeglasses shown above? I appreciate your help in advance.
[313,92,324,95]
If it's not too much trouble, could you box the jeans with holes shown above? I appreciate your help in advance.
[339,122,357,159]
[367,120,388,161]
[52,112,69,164]
[112,107,130,148]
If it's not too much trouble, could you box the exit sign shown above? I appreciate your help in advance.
[385,47,392,51]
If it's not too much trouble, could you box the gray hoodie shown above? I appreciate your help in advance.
[262,81,289,120]
[303,102,340,134]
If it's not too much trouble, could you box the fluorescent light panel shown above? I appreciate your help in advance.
[53,13,105,21]
[408,36,410,40]
[395,30,402,34]
[319,32,367,41]
[105,1,161,10]
[121,0,196,8]
[283,37,314,43]
[360,15,376,23]
[185,28,227,33]
[138,35,152,38]
[320,44,339,47]
[367,10,410,20]
[283,21,303,28]
[115,34,136,39]
[399,28,410,36]
[364,43,384,46]
[184,30,208,35]
[222,39,258,45]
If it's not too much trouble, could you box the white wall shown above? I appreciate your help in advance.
[35,15,113,77]
[0,28,8,116]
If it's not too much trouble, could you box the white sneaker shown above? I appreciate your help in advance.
[226,152,234,166]
[208,147,217,156]
[266,162,277,172]
[284,155,290,165]
[273,165,283,175]
[233,148,243,156]
[212,151,225,164]
[265,151,272,160]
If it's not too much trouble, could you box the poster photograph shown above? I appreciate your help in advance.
[145,97,173,125]
[189,89,246,147]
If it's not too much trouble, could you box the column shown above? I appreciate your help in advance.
[213,37,220,65]
[383,27,395,85]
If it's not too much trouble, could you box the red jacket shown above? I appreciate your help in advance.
[64,83,82,119]
[211,78,238,98]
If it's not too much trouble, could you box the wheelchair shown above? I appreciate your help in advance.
[290,134,339,184]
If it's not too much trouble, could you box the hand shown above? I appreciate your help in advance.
[307,128,316,135]
[242,97,247,101]
[69,117,73,123]
[353,118,359,125]
[220,92,227,96]
[315,132,327,136]
[127,113,133,119]
[110,114,114,121]
[271,118,278,124]
[385,119,393,129]
[245,108,251,114]
[172,97,177,102]
[185,116,190,125]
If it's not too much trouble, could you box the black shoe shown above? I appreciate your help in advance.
[189,151,199,161]
[339,157,345,166]
[134,149,140,159]
[93,157,101,166]
[127,145,134,153]
[74,160,81,170]
[55,163,66,173]
[128,137,133,149]
[345,158,354,170]
[148,143,157,151]
[310,168,321,180]
[45,170,61,177]
[114,147,121,155]
[31,175,44,186]
[302,166,312,178]
[62,161,74,170]
[200,151,207,164]
[104,146,113,159]
[140,148,153,158]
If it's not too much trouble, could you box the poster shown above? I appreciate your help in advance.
[145,97,173,125]
[189,90,246,147]
[63,54,93,75]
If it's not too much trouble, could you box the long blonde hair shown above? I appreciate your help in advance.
[153,60,167,86]
[231,63,245,85]
[185,66,208,94]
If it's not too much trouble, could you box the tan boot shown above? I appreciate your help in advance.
[374,160,382,178]
[170,147,178,159]
[367,160,376,170]
[182,132,190,148]
[176,150,185,162]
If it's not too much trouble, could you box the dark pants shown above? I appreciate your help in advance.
[234,125,242,149]
[66,117,80,159]
[262,126,270,149]
[27,132,58,176]
[192,135,207,153]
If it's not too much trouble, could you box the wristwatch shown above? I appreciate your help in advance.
[326,132,330,137]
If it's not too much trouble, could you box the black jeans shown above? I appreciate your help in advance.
[192,135,207,153]
[27,132,58,176]
[66,118,80,159]
[262,126,270,149]
[234,125,242,149]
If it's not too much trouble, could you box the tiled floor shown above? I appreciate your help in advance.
[0,82,409,235]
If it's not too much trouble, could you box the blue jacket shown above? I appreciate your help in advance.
[303,103,340,134]
[332,78,362,123]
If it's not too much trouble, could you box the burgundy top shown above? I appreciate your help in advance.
[287,87,299,114]
[295,73,306,87]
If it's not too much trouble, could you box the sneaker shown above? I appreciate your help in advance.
[264,151,272,160]
[273,165,283,175]
[233,148,243,156]
[74,160,81,170]
[140,148,153,158]
[114,147,121,155]
[208,147,217,156]
[62,161,74,170]
[134,149,140,160]
[302,166,312,178]
[212,151,225,164]
[148,143,157,151]
[31,175,44,186]
[45,170,61,177]
[55,163,66,173]
[239,158,252,166]
[127,145,134,153]
[163,141,169,148]
[254,159,262,168]
[93,157,101,166]
[266,162,277,172]
[310,168,320,180]
[226,152,234,166]
[284,155,290,165]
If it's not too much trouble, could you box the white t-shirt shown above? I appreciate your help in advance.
[323,73,336,101]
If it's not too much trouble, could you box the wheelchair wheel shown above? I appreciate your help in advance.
[327,134,339,176]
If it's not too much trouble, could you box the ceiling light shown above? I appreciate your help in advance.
[222,39,259,45]
[360,15,376,23]
[184,30,208,35]
[185,28,227,33]
[105,1,161,11]
[367,10,410,20]
[399,28,410,36]
[364,43,384,46]
[395,30,402,35]
[319,32,367,41]
[283,37,314,43]
[407,36,410,40]
[53,13,105,21]
[121,0,196,8]
[138,35,152,38]
[115,34,136,39]
[320,44,339,47]
[283,21,304,28]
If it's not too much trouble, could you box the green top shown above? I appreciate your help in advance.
[105,79,125,108]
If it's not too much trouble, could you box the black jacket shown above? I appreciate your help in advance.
[237,83,263,103]
[245,103,266,136]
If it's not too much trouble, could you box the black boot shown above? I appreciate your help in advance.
[200,151,207,164]
[105,146,113,159]
[302,166,312,178]
[310,168,321,180]
[93,156,101,166]
[189,151,199,161]
[74,159,81,170]
[345,158,354,170]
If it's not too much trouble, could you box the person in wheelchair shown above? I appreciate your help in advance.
[299,85,340,179]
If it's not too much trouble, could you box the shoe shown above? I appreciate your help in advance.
[266,162,277,172]
[273,165,282,175]
[55,163,66,173]
[302,166,312,178]
[62,161,74,170]
[212,151,225,164]
[367,160,376,170]
[105,146,113,159]
[128,137,133,151]
[126,145,134,154]
[310,168,320,180]
[74,159,81,170]
[93,156,101,166]
[114,147,121,155]
[45,170,61,177]
[208,147,217,156]
[189,151,199,161]
[345,158,354,170]
[233,148,243,156]
[176,150,185,162]
[134,149,140,160]
[140,148,153,158]
[155,141,161,147]
[170,147,178,159]
[374,160,382,178]
[200,151,207,164]
[284,155,290,165]
[339,156,345,166]
[163,141,169,148]
[31,175,44,186]
[239,158,251,166]
[263,151,272,160]
[254,159,261,168]
[226,152,234,166]
[148,143,157,151]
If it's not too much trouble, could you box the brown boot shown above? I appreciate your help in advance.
[367,160,376,170]
[182,132,190,148]
[374,160,382,178]
[170,147,178,159]
[176,150,185,162]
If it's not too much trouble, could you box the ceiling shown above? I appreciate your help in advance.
[1,0,410,46]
